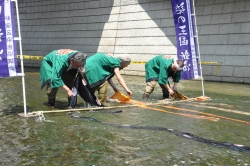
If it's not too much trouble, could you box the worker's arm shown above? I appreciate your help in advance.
[163,83,174,96]
[108,78,119,92]
[61,85,73,97]
[172,82,178,91]
[113,67,132,96]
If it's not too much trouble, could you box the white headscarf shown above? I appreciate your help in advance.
[173,59,183,70]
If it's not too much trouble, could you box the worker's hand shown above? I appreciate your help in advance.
[80,67,85,73]
[168,88,174,96]
[126,89,132,96]
[67,89,74,98]
[62,85,74,98]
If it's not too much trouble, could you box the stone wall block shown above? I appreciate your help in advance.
[196,15,212,25]
[236,45,250,56]
[207,35,228,44]
[215,0,235,4]
[246,1,250,11]
[200,45,217,54]
[222,77,244,83]
[233,66,250,77]
[200,25,220,35]
[204,75,222,82]
[232,12,250,23]
[224,56,247,66]
[219,23,242,34]
[228,34,250,44]
[216,66,234,76]
[211,14,232,24]
[241,23,250,33]
[215,45,238,55]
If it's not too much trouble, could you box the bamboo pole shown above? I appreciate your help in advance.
[32,105,136,114]
[142,105,219,121]
[161,105,250,125]
[31,99,191,115]
[185,103,250,116]
[32,102,162,114]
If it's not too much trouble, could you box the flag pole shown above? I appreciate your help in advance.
[12,0,27,116]
[191,0,205,96]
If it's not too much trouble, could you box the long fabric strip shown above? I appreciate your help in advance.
[69,74,103,108]
[70,115,250,154]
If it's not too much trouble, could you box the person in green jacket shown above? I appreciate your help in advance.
[40,49,87,107]
[142,54,184,99]
[84,52,132,106]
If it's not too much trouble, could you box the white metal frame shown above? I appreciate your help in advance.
[12,0,27,116]
[191,0,205,96]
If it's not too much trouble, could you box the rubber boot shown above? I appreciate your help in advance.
[142,93,149,99]
[48,98,56,107]
[162,94,169,99]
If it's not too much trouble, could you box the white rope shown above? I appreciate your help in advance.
[37,111,45,122]
[37,111,55,123]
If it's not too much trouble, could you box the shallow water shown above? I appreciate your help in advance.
[1,69,250,166]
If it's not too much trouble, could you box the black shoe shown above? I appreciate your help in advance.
[48,100,55,107]
[48,98,56,108]
[162,95,169,99]
[142,93,149,99]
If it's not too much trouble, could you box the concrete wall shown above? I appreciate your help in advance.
[17,0,250,83]
[196,0,250,83]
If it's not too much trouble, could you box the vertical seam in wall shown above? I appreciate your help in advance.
[113,0,122,55]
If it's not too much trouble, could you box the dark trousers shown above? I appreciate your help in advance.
[144,80,170,99]
[46,69,77,106]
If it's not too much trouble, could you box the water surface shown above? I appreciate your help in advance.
[1,69,250,165]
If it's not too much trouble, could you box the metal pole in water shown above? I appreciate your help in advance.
[12,0,27,116]
[192,0,205,96]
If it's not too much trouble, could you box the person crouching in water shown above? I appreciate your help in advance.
[84,53,132,106]
[40,49,87,107]
[142,54,184,100]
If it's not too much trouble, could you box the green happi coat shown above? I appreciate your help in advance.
[145,54,182,84]
[85,53,121,88]
[40,49,79,89]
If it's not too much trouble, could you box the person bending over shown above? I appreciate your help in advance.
[40,49,87,107]
[142,54,184,100]
[84,52,132,106]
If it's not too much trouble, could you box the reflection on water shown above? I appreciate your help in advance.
[0,69,250,165]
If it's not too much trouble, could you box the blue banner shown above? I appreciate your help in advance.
[0,0,18,77]
[171,0,200,80]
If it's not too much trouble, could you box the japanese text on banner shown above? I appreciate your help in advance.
[171,0,200,80]
[0,0,18,77]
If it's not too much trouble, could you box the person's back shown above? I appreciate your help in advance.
[143,54,183,100]
[145,54,173,84]
[40,49,87,107]
[85,53,121,88]
[40,49,79,89]
[84,53,132,106]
